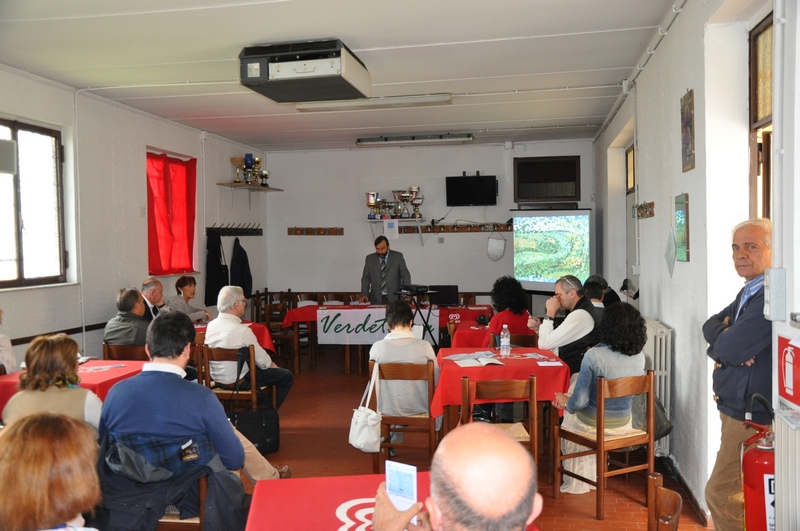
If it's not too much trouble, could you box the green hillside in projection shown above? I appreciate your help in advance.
[513,215,590,283]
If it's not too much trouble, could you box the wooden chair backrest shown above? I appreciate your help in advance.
[647,472,682,530]
[103,343,148,361]
[202,345,259,410]
[596,371,655,443]
[488,332,537,348]
[459,375,536,424]
[367,360,435,412]
[459,292,476,305]
[156,475,208,530]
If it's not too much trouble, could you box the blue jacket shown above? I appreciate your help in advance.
[703,287,772,424]
[566,344,645,427]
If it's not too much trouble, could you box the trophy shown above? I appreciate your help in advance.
[366,192,379,219]
[400,191,413,218]
[259,170,269,187]
[391,190,405,218]
[412,195,424,219]
[230,157,244,183]
[381,200,394,219]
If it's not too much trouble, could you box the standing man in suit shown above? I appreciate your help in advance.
[360,236,411,305]
[141,278,167,322]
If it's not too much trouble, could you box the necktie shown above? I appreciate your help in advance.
[380,258,386,294]
[152,305,159,316]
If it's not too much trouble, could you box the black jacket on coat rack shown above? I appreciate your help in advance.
[205,231,229,306]
[230,237,253,299]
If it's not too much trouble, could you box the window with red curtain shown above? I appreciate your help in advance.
[146,152,197,275]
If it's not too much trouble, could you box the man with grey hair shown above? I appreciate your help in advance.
[141,278,168,322]
[703,218,773,531]
[372,422,543,531]
[527,274,601,375]
[103,287,149,346]
[205,286,293,408]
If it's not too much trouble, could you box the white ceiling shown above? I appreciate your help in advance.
[0,1,686,151]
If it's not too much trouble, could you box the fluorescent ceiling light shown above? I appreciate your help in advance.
[356,133,473,147]
[296,93,451,112]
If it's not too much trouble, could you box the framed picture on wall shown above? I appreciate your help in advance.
[681,90,695,172]
[675,193,689,261]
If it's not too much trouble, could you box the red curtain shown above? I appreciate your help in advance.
[146,153,197,275]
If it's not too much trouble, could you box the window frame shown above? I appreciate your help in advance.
[0,118,67,289]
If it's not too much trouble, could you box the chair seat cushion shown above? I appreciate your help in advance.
[497,422,530,442]
[562,427,647,442]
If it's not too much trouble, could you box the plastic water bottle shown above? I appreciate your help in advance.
[499,324,511,357]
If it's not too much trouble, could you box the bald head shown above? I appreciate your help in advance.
[427,423,542,530]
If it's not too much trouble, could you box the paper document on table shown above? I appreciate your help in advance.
[443,351,495,361]
[456,357,505,367]
[537,360,563,366]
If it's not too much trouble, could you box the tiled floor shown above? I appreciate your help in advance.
[262,346,709,530]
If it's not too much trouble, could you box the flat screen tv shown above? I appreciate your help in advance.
[445,174,497,206]
[514,156,580,204]
[512,209,592,292]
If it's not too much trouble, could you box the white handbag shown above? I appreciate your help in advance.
[348,362,381,453]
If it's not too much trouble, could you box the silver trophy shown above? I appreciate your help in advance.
[366,192,379,219]
[412,195,424,219]
[391,190,405,218]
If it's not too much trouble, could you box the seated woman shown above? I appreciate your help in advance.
[2,334,102,438]
[552,303,646,494]
[167,275,211,322]
[0,307,18,373]
[369,300,441,446]
[488,276,535,339]
[0,413,102,531]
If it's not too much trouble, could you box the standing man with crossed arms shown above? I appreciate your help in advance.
[360,236,411,305]
[703,219,773,531]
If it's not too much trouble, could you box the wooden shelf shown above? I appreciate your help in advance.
[400,223,512,234]
[216,182,283,192]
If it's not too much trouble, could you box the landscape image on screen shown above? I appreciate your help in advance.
[513,213,591,285]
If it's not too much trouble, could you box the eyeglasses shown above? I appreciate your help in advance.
[559,276,581,292]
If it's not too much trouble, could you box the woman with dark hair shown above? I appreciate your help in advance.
[552,303,646,494]
[0,414,101,531]
[167,275,211,322]
[488,276,534,337]
[3,334,102,438]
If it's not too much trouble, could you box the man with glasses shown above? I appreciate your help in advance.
[205,285,294,408]
[527,275,601,376]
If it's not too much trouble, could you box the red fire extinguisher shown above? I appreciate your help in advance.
[741,393,775,531]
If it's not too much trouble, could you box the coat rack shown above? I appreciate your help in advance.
[205,223,263,237]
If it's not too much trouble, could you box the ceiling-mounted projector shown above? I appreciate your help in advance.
[239,39,371,103]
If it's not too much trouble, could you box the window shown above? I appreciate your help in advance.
[0,120,66,288]
[749,13,773,218]
[625,144,636,193]
[146,152,197,275]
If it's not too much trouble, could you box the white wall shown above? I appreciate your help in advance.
[0,65,266,361]
[595,0,754,518]
[264,141,595,301]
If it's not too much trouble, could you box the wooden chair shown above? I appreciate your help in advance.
[368,360,437,474]
[0,365,6,375]
[103,343,148,361]
[156,476,208,531]
[554,371,656,520]
[318,292,346,305]
[459,292,476,305]
[460,375,538,456]
[294,291,318,308]
[488,333,538,348]
[265,300,312,374]
[647,472,682,531]
[201,345,276,411]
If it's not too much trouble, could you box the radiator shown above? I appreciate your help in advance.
[643,317,673,457]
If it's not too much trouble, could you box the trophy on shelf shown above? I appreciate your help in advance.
[412,195,425,219]
[366,192,379,219]
[399,190,413,218]
[259,169,269,187]
[381,200,394,219]
[243,153,255,183]
[392,190,405,218]
[230,157,244,183]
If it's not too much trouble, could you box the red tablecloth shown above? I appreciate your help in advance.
[245,472,539,531]
[195,321,275,352]
[436,305,492,327]
[281,304,321,328]
[430,347,570,418]
[0,360,146,414]
[451,320,491,348]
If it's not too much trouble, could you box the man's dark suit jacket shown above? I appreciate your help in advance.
[360,249,411,304]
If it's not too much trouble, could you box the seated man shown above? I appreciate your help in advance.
[103,287,149,346]
[141,277,169,322]
[372,422,543,531]
[205,286,293,409]
[98,312,247,529]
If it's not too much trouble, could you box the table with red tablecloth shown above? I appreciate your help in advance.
[195,321,275,352]
[245,471,540,531]
[436,305,493,327]
[451,320,491,348]
[0,360,146,414]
